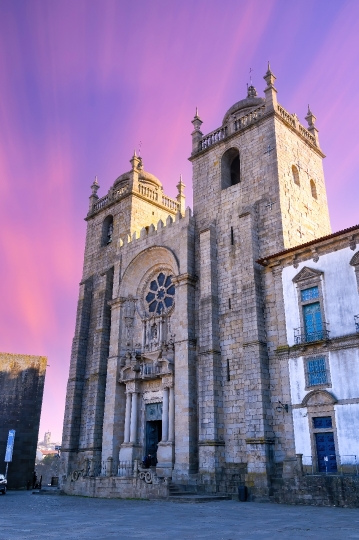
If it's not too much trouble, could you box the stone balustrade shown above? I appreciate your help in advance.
[138,183,159,201]
[200,126,228,150]
[93,195,109,211]
[194,102,318,155]
[162,195,180,211]
[277,104,296,127]
[299,124,316,145]
[233,105,265,131]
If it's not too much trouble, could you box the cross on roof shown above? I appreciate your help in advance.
[264,144,275,156]
[266,201,275,210]
[297,226,305,238]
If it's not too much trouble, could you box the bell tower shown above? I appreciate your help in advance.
[190,65,331,497]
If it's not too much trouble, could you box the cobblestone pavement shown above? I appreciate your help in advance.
[1,492,359,539]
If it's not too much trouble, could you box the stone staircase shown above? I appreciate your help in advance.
[167,482,231,503]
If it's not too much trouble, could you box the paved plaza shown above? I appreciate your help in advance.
[1,492,359,539]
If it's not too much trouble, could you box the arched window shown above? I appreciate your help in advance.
[102,215,113,246]
[221,148,240,189]
[292,165,300,186]
[310,179,317,199]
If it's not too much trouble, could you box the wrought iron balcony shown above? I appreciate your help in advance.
[294,323,330,344]
[355,314,359,333]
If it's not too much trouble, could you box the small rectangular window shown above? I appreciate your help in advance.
[307,357,327,386]
[313,416,332,429]
[228,298,231,309]
[231,227,234,245]
[301,286,319,301]
[227,359,230,381]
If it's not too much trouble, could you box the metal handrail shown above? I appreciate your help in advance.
[294,323,330,344]
[302,454,358,476]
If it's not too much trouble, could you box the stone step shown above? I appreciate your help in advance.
[32,487,62,496]
[167,494,232,503]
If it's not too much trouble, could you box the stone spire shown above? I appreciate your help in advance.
[191,107,203,154]
[89,176,100,211]
[176,174,186,215]
[305,105,320,147]
[263,61,277,112]
[130,149,142,171]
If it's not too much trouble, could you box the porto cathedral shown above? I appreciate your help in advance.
[60,64,359,504]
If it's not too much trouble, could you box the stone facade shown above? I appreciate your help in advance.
[61,65,357,504]
[0,352,47,488]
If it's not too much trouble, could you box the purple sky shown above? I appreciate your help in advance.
[0,0,358,441]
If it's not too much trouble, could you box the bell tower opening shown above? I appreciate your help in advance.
[221,147,240,189]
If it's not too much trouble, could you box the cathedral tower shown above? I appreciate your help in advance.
[190,65,331,496]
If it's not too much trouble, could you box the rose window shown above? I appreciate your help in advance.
[145,272,175,314]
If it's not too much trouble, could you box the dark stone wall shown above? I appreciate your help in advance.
[0,353,47,489]
[271,475,359,507]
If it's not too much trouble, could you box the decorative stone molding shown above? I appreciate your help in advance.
[292,266,323,283]
[143,389,162,403]
[125,381,141,394]
[349,236,357,251]
[161,375,174,388]
[350,251,359,291]
[171,272,197,287]
[302,389,337,407]
[245,437,275,445]
[137,264,176,319]
[311,248,319,263]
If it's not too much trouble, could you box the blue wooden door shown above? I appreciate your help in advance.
[303,302,323,341]
[315,432,337,472]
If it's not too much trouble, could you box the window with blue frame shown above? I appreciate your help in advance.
[303,302,323,341]
[301,286,319,301]
[306,357,328,386]
[313,416,332,428]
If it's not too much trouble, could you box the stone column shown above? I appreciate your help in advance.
[129,392,138,443]
[197,224,223,485]
[162,387,169,442]
[168,386,175,442]
[124,392,131,443]
[61,276,93,479]
[101,293,126,471]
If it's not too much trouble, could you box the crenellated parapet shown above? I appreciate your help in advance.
[117,206,193,250]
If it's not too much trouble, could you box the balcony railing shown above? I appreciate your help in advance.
[294,323,330,344]
[302,455,358,476]
[355,314,359,333]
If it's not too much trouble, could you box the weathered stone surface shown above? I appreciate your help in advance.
[60,70,358,506]
[0,352,47,488]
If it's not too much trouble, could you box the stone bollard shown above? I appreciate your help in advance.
[106,457,113,477]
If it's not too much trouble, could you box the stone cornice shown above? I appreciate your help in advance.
[198,348,221,356]
[274,332,359,359]
[172,273,197,286]
[258,226,359,268]
[245,437,275,445]
[198,440,225,446]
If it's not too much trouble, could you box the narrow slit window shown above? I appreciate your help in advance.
[227,359,230,381]
[228,298,231,309]
[292,165,300,186]
[310,179,317,199]
[231,227,234,245]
